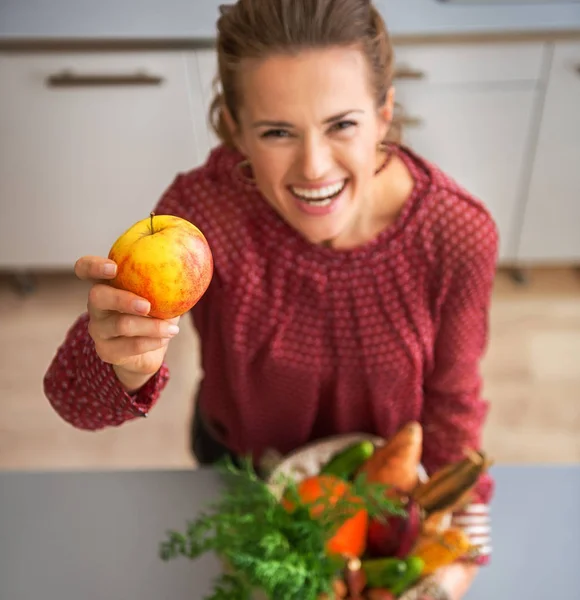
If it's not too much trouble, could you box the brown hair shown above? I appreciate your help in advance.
[208,0,401,147]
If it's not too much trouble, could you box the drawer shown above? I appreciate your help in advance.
[393,42,546,85]
[0,51,200,268]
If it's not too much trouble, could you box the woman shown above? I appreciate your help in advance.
[44,1,497,597]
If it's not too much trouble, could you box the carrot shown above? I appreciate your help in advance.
[357,422,423,494]
[282,474,369,558]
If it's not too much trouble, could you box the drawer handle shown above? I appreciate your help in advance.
[401,115,424,128]
[394,67,426,80]
[45,71,164,88]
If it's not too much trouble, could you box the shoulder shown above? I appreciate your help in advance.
[153,144,273,280]
[155,144,260,242]
[401,146,499,273]
[155,143,249,221]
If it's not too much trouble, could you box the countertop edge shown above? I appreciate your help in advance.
[0,28,580,52]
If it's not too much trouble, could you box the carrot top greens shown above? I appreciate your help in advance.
[159,457,404,600]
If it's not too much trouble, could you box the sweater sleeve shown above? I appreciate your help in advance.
[421,199,499,565]
[44,313,170,429]
[43,173,192,430]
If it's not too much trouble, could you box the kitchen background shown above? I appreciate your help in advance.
[0,0,579,471]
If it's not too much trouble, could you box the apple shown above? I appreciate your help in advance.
[366,497,423,558]
[108,212,213,320]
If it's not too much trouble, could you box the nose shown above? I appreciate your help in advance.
[299,134,333,181]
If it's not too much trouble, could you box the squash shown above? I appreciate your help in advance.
[357,422,423,494]
[411,528,474,575]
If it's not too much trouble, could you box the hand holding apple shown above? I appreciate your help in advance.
[74,212,213,392]
[75,254,177,392]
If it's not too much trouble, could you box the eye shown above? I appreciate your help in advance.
[330,120,358,133]
[260,129,291,139]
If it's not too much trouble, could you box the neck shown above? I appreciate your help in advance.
[325,153,414,250]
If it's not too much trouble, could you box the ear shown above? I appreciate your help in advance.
[221,103,248,155]
[377,86,395,140]
[385,86,395,121]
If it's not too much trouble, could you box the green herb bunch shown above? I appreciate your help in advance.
[159,457,405,600]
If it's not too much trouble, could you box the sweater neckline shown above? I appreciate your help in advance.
[212,142,432,263]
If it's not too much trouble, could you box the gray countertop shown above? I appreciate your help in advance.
[0,0,579,42]
[0,465,579,599]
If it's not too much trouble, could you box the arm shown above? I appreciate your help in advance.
[44,313,170,430]
[421,207,499,575]
[43,174,190,430]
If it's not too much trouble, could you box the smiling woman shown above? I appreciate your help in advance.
[44,2,499,598]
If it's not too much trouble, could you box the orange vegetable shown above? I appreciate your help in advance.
[422,509,451,536]
[357,422,423,494]
[282,474,368,558]
[411,527,473,575]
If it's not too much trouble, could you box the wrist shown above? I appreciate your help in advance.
[399,575,451,600]
[112,365,155,393]
[429,564,479,600]
[451,503,492,563]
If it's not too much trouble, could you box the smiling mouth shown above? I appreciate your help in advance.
[289,180,347,207]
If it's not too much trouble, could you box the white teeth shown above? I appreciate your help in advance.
[305,197,332,207]
[291,180,346,204]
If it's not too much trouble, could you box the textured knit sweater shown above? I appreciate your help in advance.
[44,143,498,560]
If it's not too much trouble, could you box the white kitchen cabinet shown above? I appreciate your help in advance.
[393,43,545,262]
[516,42,580,263]
[393,42,545,85]
[0,51,202,269]
[395,84,539,262]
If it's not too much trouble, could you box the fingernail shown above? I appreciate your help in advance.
[134,300,150,314]
[102,263,116,276]
[167,324,180,336]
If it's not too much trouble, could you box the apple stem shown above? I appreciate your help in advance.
[150,212,155,234]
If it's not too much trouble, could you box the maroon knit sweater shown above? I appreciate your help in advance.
[44,143,498,561]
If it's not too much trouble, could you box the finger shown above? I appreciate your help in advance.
[88,283,151,320]
[75,256,117,281]
[97,336,171,364]
[97,313,180,340]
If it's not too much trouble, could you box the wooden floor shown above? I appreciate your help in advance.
[0,267,578,471]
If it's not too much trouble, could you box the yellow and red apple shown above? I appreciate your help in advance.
[108,213,213,319]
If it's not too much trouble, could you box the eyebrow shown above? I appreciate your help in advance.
[252,109,364,129]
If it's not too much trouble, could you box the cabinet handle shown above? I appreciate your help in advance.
[45,71,164,88]
[401,116,424,128]
[394,67,426,81]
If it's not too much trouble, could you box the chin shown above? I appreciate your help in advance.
[299,225,343,246]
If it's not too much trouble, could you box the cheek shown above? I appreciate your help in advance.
[248,147,292,190]
[242,149,292,211]
[343,139,377,181]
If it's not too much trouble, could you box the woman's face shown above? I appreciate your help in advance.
[230,46,392,246]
